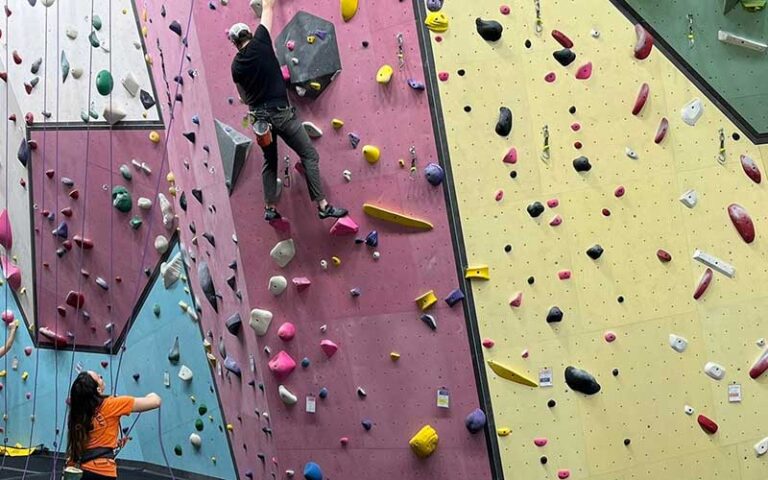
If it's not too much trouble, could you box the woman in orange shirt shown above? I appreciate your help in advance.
[66,371,162,479]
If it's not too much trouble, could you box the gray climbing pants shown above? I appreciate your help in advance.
[251,105,325,205]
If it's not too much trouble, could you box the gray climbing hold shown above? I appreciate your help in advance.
[189,433,202,449]
[426,0,443,11]
[178,365,193,381]
[154,235,169,254]
[546,306,563,323]
[495,107,512,136]
[61,51,70,82]
[226,313,242,335]
[564,366,601,395]
[65,27,77,39]
[119,164,132,180]
[214,120,252,194]
[17,138,31,167]
[573,156,592,172]
[168,337,180,364]
[586,245,604,259]
[527,201,544,218]
[102,106,126,125]
[476,18,503,41]
[122,72,139,96]
[31,57,42,74]
[198,261,218,312]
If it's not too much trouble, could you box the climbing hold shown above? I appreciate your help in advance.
[509,291,523,307]
[303,462,323,480]
[669,334,688,353]
[17,138,31,167]
[361,419,373,431]
[183,132,196,144]
[544,72,557,83]
[340,0,358,22]
[65,291,85,309]
[749,348,768,379]
[0,210,11,250]
[546,306,563,323]
[739,154,762,184]
[703,362,725,380]
[657,249,672,262]
[534,438,548,447]
[482,339,495,349]
[634,24,654,60]
[279,385,298,405]
[495,107,512,137]
[424,163,445,186]
[573,156,592,172]
[564,366,601,395]
[169,20,182,36]
[178,365,193,381]
[679,189,697,208]
[586,245,604,259]
[270,239,296,267]
[223,357,242,377]
[558,270,571,280]
[363,145,381,164]
[614,186,625,197]
[557,470,571,479]
[604,331,617,343]
[697,414,718,434]
[681,98,703,126]
[320,339,338,358]
[140,90,156,110]
[654,117,669,144]
[755,437,768,457]
[173,445,183,456]
[363,203,433,230]
[161,252,183,288]
[95,70,113,96]
[226,313,242,335]
[415,290,438,311]
[551,29,573,48]
[476,18,503,41]
[527,201,544,218]
[149,131,161,143]
[269,276,288,296]
[728,204,755,243]
[445,288,464,306]
[189,433,202,449]
[277,322,296,342]
[376,65,394,84]
[168,337,180,364]
[61,51,70,83]
[487,360,538,387]
[269,351,296,380]
[497,428,511,436]
[502,147,517,164]
[549,215,562,226]
[425,12,449,32]
[465,408,487,434]
[465,265,490,280]
[1,257,21,291]
[632,83,650,115]
[693,268,713,300]
[421,314,437,330]
[553,48,576,66]
[303,122,323,138]
[409,425,439,458]
[198,262,218,312]
[330,216,359,236]
[575,62,592,80]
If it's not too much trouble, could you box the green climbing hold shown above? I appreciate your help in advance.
[89,31,100,48]
[92,15,102,30]
[195,418,204,431]
[153,304,161,317]
[119,164,132,181]
[80,111,90,123]
[130,217,142,229]
[112,186,132,212]
[174,445,183,456]
[198,404,208,416]
[96,70,113,96]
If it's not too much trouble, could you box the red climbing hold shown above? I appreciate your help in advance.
[654,117,669,144]
[749,349,768,379]
[632,83,649,115]
[438,72,449,82]
[8,114,15,121]
[60,207,73,217]
[57,306,66,317]
[575,62,592,80]
[73,235,94,249]
[482,338,495,348]
[509,291,522,307]
[544,72,556,83]
[740,154,762,184]
[24,112,33,125]
[12,50,21,64]
[633,24,653,60]
[69,189,79,200]
[728,204,755,243]
[571,123,580,131]
[495,190,504,201]
[602,208,611,216]
[614,186,625,197]
[269,217,291,233]
[330,216,359,236]
[551,30,574,48]
[500,5,510,15]
[574,141,582,149]
[0,72,6,82]
[65,291,85,309]
[693,268,713,300]
[558,270,571,280]
[697,414,718,434]
[503,147,517,164]
[45,169,54,178]
[656,249,671,262]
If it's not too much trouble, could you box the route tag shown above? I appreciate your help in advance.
[539,367,553,387]
[728,383,742,403]
[306,396,316,414]
[437,388,450,409]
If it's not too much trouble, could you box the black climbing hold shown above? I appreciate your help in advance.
[504,244,512,253]
[160,5,166,17]
[202,232,216,247]
[617,296,624,303]
[132,373,140,381]
[191,188,203,203]
[547,399,556,408]
[189,221,197,234]
[458,69,465,76]
[226,313,242,335]
[527,201,544,218]
[546,306,563,323]
[564,366,601,395]
[612,368,619,376]
[174,75,184,85]
[203,145,210,153]
[527,276,535,285]
[168,337,180,364]
[139,90,156,110]
[540,456,548,465]
[495,106,512,136]
[509,171,517,179]
[176,93,184,102]
[464,105,472,112]
[183,132,196,144]
[586,244,604,259]
[362,41,369,48]
[525,39,532,48]
[624,438,631,446]
[179,191,187,211]
[476,18,503,42]
[226,275,236,290]
[732,132,740,141]
[553,48,576,66]
[365,230,378,247]
[421,314,437,330]
[573,156,592,172]
[569,106,576,114]
[174,445,182,456]
[169,20,182,36]
[198,261,218,312]
[17,138,31,167]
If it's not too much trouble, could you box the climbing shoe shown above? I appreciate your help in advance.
[264,207,282,222]
[319,204,348,219]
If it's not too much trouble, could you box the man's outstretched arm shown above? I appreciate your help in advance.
[258,0,276,35]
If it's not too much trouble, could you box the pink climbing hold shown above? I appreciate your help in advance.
[544,72,556,83]
[0,256,21,291]
[546,198,559,208]
[558,470,571,479]
[495,190,504,201]
[292,277,311,291]
[65,291,85,309]
[277,322,296,342]
[340,436,349,446]
[39,327,68,347]
[604,331,617,342]
[534,437,548,447]
[1,310,13,324]
[509,291,522,307]
[330,216,359,236]
[286,40,296,51]
[24,346,32,356]
[281,64,291,82]
[500,5,510,15]
[0,209,11,250]
[438,72,449,81]
[614,186,625,197]
[558,270,571,280]
[549,215,562,226]
[575,62,592,80]
[570,123,580,132]
[320,339,339,358]
[482,338,495,348]
[269,217,291,233]
[268,351,297,380]
[502,147,517,164]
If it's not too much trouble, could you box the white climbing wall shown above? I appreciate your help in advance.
[5,0,160,124]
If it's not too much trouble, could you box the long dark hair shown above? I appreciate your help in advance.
[66,372,104,461]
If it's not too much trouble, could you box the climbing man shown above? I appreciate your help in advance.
[229,0,348,222]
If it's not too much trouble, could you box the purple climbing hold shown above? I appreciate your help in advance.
[348,133,360,149]
[224,357,242,377]
[365,230,378,247]
[465,408,487,433]
[444,288,465,306]
[408,79,426,91]
[52,221,68,239]
[424,163,445,186]
[361,419,373,431]
[426,0,443,11]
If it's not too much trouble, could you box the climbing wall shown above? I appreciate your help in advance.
[428,0,768,479]
[139,0,494,478]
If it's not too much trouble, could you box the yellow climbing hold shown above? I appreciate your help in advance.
[309,81,322,91]
[376,65,394,85]
[141,8,147,21]
[487,360,538,387]
[0,370,6,377]
[145,54,153,65]
[307,35,316,44]
[409,425,438,458]
[149,131,161,143]
[331,256,342,266]
[425,12,449,33]
[497,427,511,437]
[21,372,28,381]
[390,352,401,361]
[169,186,177,197]
[363,203,434,230]
[340,0,359,22]
[142,25,148,37]
[226,424,233,432]
[363,145,381,164]
[414,290,438,311]
[207,353,217,367]
[166,172,176,183]
[465,265,490,280]
[398,159,406,168]
[331,118,344,129]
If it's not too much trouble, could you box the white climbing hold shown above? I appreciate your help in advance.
[249,308,273,336]
[154,235,169,254]
[669,334,688,353]
[625,147,638,160]
[71,67,83,79]
[250,0,263,16]
[692,250,736,278]
[372,251,380,260]
[342,170,352,182]
[137,197,153,209]
[681,98,704,126]
[320,259,328,270]
[303,122,323,138]
[590,29,600,38]
[679,190,697,208]
[41,0,55,6]
[189,433,202,449]
[758,338,766,347]
[285,470,295,477]
[161,252,183,288]
[269,276,288,296]
[754,437,768,457]
[703,362,725,380]
[178,365,193,381]
[103,106,126,125]
[278,385,298,405]
[122,72,140,97]
[65,27,78,39]
[158,193,176,230]
[320,324,327,333]
[270,239,296,268]
[684,405,695,415]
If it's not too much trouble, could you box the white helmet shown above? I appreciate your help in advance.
[228,23,251,44]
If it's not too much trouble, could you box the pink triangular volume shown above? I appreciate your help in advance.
[0,209,11,251]
[320,339,339,358]
[330,216,359,236]
[0,256,21,291]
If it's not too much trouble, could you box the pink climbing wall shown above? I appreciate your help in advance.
[145,0,494,478]
[30,128,167,348]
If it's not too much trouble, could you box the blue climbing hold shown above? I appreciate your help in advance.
[465,408,487,434]
[424,163,445,186]
[223,357,242,377]
[361,419,373,430]
[301,357,311,368]
[365,230,378,247]
[444,288,465,306]
[52,221,68,239]
[303,462,323,480]
[319,387,328,399]
[192,114,200,125]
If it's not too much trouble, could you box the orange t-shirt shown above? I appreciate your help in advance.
[70,396,135,477]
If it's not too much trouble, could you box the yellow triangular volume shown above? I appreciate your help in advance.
[487,360,538,387]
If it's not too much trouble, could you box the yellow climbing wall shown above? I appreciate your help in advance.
[430,1,768,479]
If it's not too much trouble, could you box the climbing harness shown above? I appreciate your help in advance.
[534,0,543,34]
[397,33,405,70]
[686,14,695,48]
[717,128,726,165]
[541,125,550,162]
